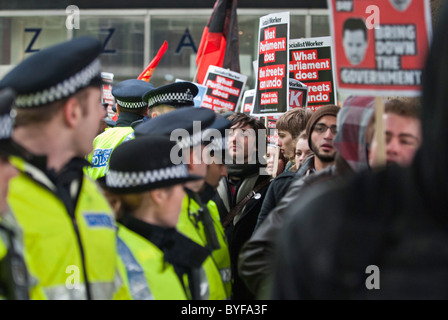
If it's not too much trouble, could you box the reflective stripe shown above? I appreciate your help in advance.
[199,266,210,300]
[220,267,232,283]
[117,236,153,300]
[44,282,117,300]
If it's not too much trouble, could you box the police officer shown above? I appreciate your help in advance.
[0,37,121,299]
[134,106,231,299]
[105,135,209,300]
[85,78,154,180]
[0,88,29,300]
[130,81,199,129]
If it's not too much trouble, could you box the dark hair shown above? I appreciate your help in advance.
[343,17,368,40]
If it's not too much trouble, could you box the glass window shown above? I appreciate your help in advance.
[74,15,145,82]
[311,15,330,37]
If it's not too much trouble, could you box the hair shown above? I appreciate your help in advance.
[228,112,267,143]
[149,104,177,117]
[297,130,308,142]
[276,108,313,139]
[366,97,421,145]
[14,86,91,127]
[385,97,421,119]
[117,104,148,117]
[343,17,368,40]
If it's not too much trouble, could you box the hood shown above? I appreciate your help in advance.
[333,96,376,172]
[416,2,448,200]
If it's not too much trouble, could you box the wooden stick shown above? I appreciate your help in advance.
[373,96,386,166]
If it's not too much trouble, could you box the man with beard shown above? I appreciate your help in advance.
[255,105,340,229]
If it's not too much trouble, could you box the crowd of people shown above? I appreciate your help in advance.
[0,1,447,300]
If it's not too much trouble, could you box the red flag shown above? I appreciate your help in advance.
[195,0,240,85]
[138,41,168,82]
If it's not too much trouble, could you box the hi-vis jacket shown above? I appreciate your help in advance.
[8,156,121,300]
[0,211,29,300]
[178,192,231,299]
[85,127,134,180]
[115,224,191,300]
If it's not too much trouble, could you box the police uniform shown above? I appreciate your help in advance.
[134,107,231,300]
[0,37,121,300]
[0,88,30,300]
[85,79,154,180]
[104,135,209,300]
[130,81,199,129]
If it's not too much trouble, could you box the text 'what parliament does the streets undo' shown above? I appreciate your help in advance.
[328,0,432,96]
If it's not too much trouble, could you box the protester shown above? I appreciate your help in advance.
[294,130,313,169]
[275,108,312,172]
[85,79,155,180]
[134,107,230,300]
[271,2,448,298]
[0,37,121,299]
[368,98,422,168]
[254,105,340,230]
[239,97,372,298]
[213,112,270,300]
[104,135,209,300]
[0,88,29,300]
[265,144,286,178]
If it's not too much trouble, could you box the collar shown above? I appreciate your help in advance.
[115,111,143,127]
[120,214,208,268]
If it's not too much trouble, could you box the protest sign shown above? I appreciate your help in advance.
[176,79,207,108]
[289,37,337,111]
[201,65,247,112]
[252,12,290,117]
[288,79,309,110]
[239,89,256,115]
[101,72,115,118]
[327,0,432,96]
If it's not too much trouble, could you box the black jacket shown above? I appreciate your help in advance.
[272,3,448,299]
[213,171,271,300]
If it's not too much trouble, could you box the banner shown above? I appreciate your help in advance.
[289,36,337,111]
[240,89,256,115]
[201,65,247,112]
[252,12,290,117]
[327,0,432,96]
[195,0,240,85]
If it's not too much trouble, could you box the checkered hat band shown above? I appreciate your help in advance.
[0,114,13,139]
[147,91,194,107]
[106,164,189,189]
[176,129,203,149]
[15,58,101,108]
[116,99,147,109]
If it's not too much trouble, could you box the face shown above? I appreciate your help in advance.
[0,155,18,214]
[277,130,297,160]
[184,145,207,192]
[227,123,257,164]
[343,29,368,66]
[76,87,105,156]
[265,145,285,177]
[389,0,412,11]
[369,113,421,167]
[310,115,337,163]
[155,184,185,227]
[295,138,312,167]
[205,160,227,191]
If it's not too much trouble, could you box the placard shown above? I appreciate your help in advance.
[240,89,256,115]
[289,37,337,111]
[252,12,290,116]
[288,79,309,110]
[327,0,432,96]
[201,66,247,112]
